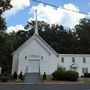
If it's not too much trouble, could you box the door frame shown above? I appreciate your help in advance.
[27,59,40,73]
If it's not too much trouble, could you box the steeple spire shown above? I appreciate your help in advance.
[35,9,38,35]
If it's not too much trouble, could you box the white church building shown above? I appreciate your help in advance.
[12,11,90,77]
[12,32,90,76]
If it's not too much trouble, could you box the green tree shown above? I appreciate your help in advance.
[74,18,90,53]
[0,0,12,31]
[0,0,12,73]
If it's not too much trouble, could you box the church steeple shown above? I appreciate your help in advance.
[34,9,38,35]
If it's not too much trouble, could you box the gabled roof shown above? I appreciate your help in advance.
[12,33,58,57]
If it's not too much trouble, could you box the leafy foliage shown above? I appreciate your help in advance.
[0,0,12,15]
[0,0,12,74]
[19,71,24,80]
[0,75,8,82]
[65,70,79,81]
[52,69,79,81]
[74,18,90,53]
[84,73,90,78]
[0,17,6,31]
[12,72,17,80]
[52,69,65,80]
[0,0,12,31]
[43,72,46,80]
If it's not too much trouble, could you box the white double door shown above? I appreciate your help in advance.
[27,59,40,73]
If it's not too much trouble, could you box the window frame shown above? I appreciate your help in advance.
[83,57,86,63]
[72,57,75,63]
[61,57,64,63]
[82,68,88,73]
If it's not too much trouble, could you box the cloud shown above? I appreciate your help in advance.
[29,3,86,28]
[6,24,25,33]
[64,3,79,11]
[86,12,90,19]
[2,0,30,18]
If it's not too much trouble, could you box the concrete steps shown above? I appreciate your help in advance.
[24,73,40,83]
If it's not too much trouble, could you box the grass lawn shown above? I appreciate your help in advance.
[79,77,90,83]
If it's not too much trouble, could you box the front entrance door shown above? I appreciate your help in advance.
[28,59,40,73]
[70,63,79,72]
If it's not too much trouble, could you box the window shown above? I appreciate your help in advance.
[72,57,75,63]
[83,57,86,63]
[61,57,64,63]
[82,68,88,73]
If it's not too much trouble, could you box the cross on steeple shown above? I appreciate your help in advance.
[35,9,38,35]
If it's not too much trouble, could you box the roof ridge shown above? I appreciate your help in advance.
[12,34,58,57]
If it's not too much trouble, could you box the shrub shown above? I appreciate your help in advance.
[1,72,12,81]
[84,73,90,78]
[81,75,84,78]
[19,71,24,80]
[12,71,17,80]
[52,69,79,81]
[52,70,57,80]
[43,72,46,80]
[2,71,9,76]
[0,76,8,82]
[52,69,65,80]
[65,70,79,81]
[57,67,66,71]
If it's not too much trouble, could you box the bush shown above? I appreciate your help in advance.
[65,70,79,81]
[12,71,17,80]
[43,72,46,80]
[57,67,66,71]
[52,69,79,81]
[84,73,90,78]
[19,71,24,80]
[52,70,65,80]
[0,76,8,82]
[81,75,84,77]
[2,71,9,76]
[0,72,12,81]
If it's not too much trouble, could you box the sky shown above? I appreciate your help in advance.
[2,0,90,33]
